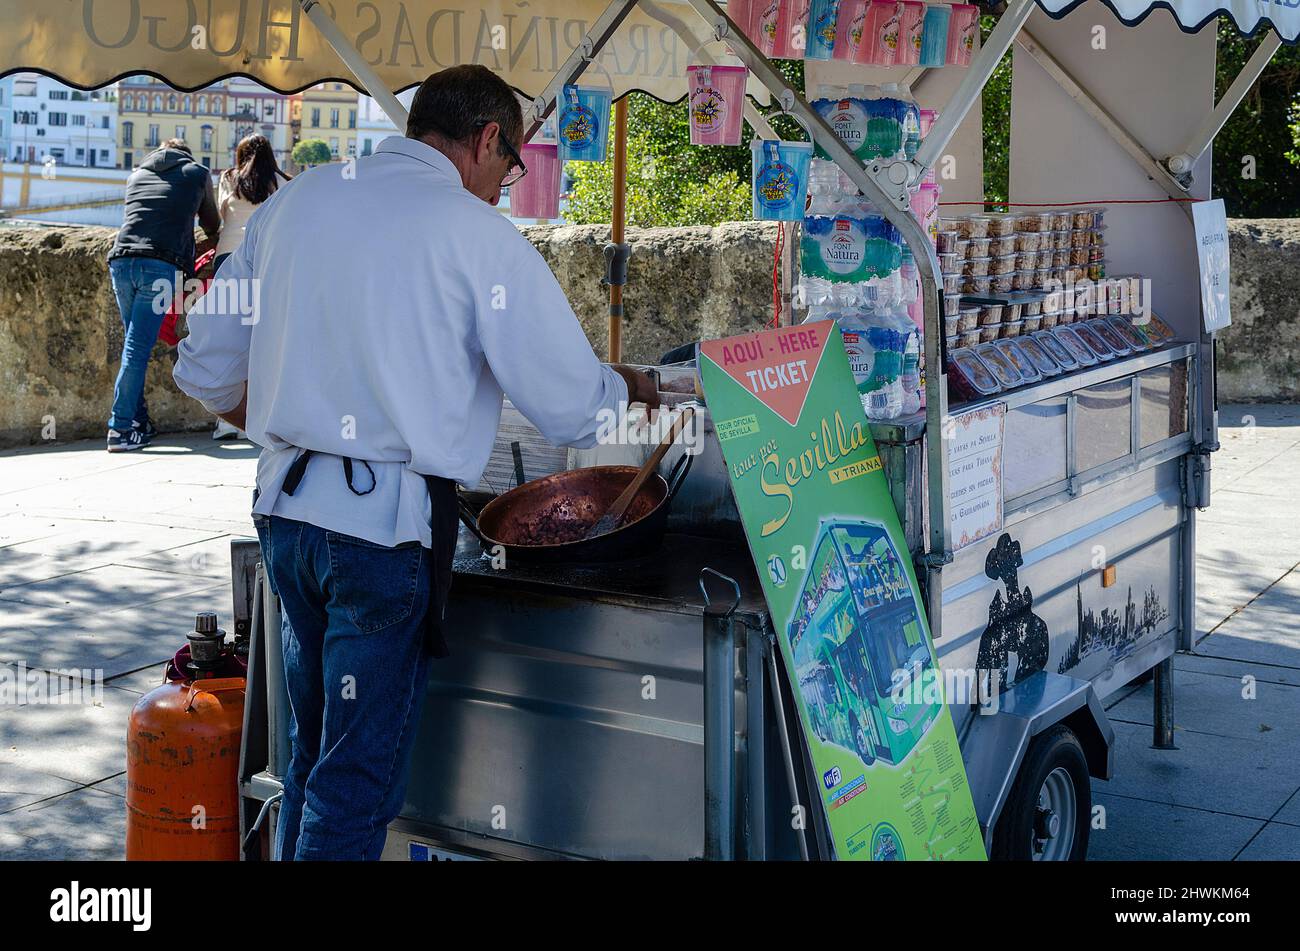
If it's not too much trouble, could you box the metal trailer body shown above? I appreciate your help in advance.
[0,0,1277,866]
[218,0,1270,859]
[236,330,1187,859]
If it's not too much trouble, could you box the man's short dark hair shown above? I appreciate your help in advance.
[406,65,523,154]
[162,138,191,154]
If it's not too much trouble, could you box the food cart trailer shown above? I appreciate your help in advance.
[5,0,1292,860]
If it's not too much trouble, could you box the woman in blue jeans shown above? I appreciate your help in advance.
[107,255,180,450]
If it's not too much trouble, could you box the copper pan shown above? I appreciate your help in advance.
[457,453,691,563]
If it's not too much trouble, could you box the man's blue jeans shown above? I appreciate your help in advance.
[254,515,433,860]
[107,256,177,432]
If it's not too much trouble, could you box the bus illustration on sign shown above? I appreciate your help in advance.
[788,518,941,767]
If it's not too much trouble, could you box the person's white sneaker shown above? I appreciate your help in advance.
[107,428,150,452]
[212,419,245,441]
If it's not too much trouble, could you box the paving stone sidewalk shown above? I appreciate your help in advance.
[0,406,1296,859]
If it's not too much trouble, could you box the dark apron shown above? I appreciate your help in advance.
[280,449,458,658]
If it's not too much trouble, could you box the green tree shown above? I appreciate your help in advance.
[565,61,805,226]
[980,13,1012,208]
[1213,23,1300,216]
[292,138,332,167]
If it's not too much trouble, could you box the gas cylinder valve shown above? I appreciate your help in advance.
[186,611,227,676]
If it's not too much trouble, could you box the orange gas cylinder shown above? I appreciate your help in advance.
[126,612,246,860]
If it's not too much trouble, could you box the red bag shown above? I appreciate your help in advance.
[159,248,217,347]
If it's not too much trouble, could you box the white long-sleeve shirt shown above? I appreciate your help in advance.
[174,135,627,547]
[215,172,260,258]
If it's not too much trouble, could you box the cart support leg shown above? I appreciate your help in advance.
[745,629,767,860]
[1152,657,1177,750]
[703,602,736,860]
[767,640,811,861]
[262,570,291,780]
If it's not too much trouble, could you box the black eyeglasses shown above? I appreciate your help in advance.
[475,119,526,187]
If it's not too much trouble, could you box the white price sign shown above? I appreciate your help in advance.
[946,402,1006,553]
[1192,198,1232,333]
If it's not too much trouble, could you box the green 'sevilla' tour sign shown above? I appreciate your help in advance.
[699,322,985,861]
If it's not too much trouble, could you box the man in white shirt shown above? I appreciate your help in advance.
[173,65,657,860]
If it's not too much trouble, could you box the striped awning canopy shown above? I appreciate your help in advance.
[1036,0,1299,41]
[0,0,721,101]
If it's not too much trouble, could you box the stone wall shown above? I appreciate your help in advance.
[1219,220,1300,402]
[0,224,197,448]
[0,218,1295,448]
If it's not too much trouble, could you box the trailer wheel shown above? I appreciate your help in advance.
[992,725,1091,861]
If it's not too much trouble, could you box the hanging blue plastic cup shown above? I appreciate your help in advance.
[805,0,841,61]
[557,84,612,162]
[751,138,814,221]
[919,3,951,68]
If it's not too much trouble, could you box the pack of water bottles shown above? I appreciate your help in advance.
[798,163,921,420]
[797,83,925,421]
[810,82,921,163]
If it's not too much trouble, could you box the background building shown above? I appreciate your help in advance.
[117,77,297,172]
[118,77,229,170]
[300,83,357,160]
[1,73,115,168]
[355,88,415,157]
[225,76,296,169]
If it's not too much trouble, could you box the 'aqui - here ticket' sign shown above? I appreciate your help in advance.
[699,322,985,861]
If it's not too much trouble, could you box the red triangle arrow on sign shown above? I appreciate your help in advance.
[699,323,832,426]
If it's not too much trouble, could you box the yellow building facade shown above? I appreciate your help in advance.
[299,83,357,161]
[117,78,233,170]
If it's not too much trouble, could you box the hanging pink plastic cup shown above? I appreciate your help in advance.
[911,182,942,248]
[894,1,925,66]
[729,0,754,34]
[773,0,810,58]
[947,4,979,67]
[834,0,869,62]
[734,0,781,56]
[728,0,764,55]
[854,1,903,67]
[919,108,938,185]
[918,107,937,138]
[687,65,748,146]
[510,143,561,219]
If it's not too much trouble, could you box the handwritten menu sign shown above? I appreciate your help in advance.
[947,403,1006,552]
[1192,198,1232,333]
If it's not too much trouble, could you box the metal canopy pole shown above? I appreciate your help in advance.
[299,0,409,129]
[638,0,781,138]
[681,0,952,635]
[609,97,629,362]
[522,0,643,142]
[1165,31,1282,182]
[912,0,1036,178]
[1014,29,1194,219]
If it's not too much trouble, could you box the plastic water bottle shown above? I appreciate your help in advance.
[899,246,919,306]
[900,326,921,415]
[836,309,872,389]
[859,312,907,420]
[798,277,834,323]
[894,83,921,161]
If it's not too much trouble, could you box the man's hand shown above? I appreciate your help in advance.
[611,364,661,411]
